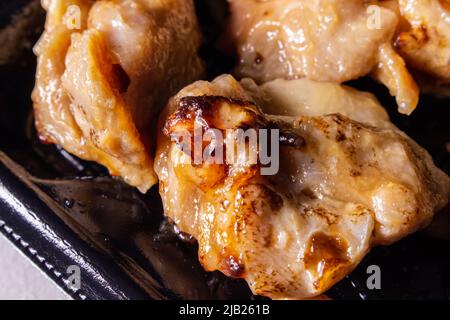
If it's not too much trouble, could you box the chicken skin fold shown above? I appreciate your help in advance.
[32,0,204,192]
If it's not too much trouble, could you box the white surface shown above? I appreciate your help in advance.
[0,233,70,300]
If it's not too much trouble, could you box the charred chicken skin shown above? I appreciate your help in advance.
[155,75,450,299]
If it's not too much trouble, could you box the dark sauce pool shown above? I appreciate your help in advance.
[0,0,449,300]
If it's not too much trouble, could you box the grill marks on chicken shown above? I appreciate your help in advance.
[154,75,450,299]
[227,0,419,114]
[32,0,204,192]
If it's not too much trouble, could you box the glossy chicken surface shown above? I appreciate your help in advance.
[395,0,450,83]
[32,0,204,192]
[155,75,450,299]
[227,0,419,114]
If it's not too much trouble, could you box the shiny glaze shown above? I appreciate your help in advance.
[154,75,449,299]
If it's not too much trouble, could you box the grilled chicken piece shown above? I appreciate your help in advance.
[32,0,203,192]
[239,77,392,128]
[155,74,450,299]
[227,0,419,114]
[395,0,450,83]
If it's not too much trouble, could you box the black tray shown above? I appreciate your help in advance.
[0,0,449,300]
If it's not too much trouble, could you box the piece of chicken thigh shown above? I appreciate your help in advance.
[33,0,204,192]
[155,74,450,299]
[226,0,419,114]
[395,0,450,83]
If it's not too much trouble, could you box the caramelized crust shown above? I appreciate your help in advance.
[155,75,450,299]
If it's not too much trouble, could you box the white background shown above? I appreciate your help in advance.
[0,233,70,300]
